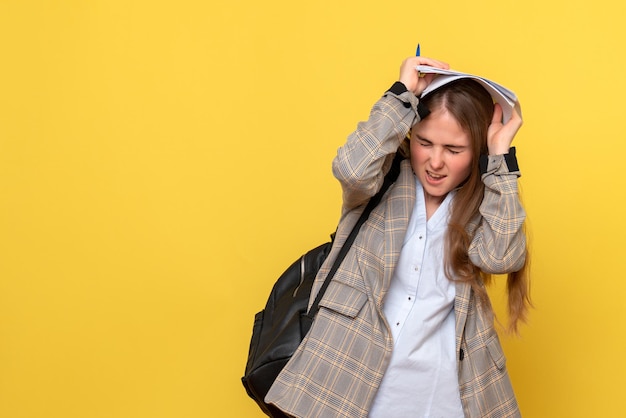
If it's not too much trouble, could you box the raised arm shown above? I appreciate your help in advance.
[332,57,449,213]
[469,106,526,273]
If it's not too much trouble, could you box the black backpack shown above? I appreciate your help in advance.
[241,154,403,417]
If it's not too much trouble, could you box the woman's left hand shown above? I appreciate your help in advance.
[487,103,523,155]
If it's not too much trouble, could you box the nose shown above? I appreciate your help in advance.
[430,148,444,169]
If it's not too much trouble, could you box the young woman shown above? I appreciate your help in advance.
[266,56,530,418]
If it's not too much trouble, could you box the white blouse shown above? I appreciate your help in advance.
[369,178,464,418]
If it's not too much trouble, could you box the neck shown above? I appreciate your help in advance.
[424,191,446,220]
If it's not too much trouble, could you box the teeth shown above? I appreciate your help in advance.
[428,171,444,179]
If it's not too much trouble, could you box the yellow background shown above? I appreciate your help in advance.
[1,0,624,417]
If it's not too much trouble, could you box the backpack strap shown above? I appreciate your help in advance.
[305,152,404,321]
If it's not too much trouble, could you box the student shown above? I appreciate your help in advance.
[266,56,530,418]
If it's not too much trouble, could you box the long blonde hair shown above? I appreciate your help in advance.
[417,79,531,334]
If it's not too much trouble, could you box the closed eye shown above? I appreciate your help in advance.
[414,134,467,154]
[414,136,432,147]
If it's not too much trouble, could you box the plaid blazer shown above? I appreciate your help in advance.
[266,89,526,418]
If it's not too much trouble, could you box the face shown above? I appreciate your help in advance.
[410,107,473,208]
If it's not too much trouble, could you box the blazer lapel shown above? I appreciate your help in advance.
[382,160,415,293]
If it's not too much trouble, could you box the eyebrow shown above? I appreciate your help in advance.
[414,134,469,149]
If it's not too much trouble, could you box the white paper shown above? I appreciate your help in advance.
[415,65,521,123]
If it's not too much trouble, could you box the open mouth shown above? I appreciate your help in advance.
[426,170,446,181]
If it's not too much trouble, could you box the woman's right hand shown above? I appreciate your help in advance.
[398,56,449,96]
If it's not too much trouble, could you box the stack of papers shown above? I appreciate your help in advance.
[416,65,521,123]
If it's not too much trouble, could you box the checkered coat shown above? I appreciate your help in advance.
[266,88,526,418]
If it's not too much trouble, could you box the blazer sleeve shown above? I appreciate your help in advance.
[332,88,421,214]
[468,152,527,274]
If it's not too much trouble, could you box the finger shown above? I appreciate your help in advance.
[509,108,523,125]
[504,108,523,132]
[415,73,438,96]
[416,57,450,69]
[406,56,450,69]
[422,73,436,84]
[492,103,503,124]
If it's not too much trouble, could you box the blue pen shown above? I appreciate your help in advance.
[416,43,426,78]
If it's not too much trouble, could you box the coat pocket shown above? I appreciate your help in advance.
[318,281,368,318]
[485,334,507,370]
